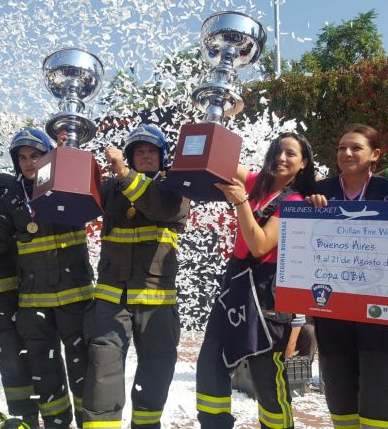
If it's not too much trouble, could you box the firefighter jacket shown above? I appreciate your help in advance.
[0,174,18,293]
[0,177,93,308]
[0,240,18,294]
[94,169,190,305]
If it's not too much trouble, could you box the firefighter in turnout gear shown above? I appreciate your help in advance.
[0,128,93,429]
[0,173,39,428]
[82,124,189,429]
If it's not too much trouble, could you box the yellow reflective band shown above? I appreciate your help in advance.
[273,352,293,428]
[122,173,151,202]
[196,392,231,414]
[127,289,177,305]
[17,230,87,255]
[258,403,285,429]
[4,385,34,401]
[73,395,82,412]
[19,285,93,307]
[39,393,71,417]
[132,410,162,425]
[360,415,388,428]
[93,284,122,304]
[83,421,121,428]
[333,421,363,429]
[332,412,360,428]
[102,226,178,248]
[0,276,18,292]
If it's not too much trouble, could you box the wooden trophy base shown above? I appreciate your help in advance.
[166,122,242,201]
[31,147,103,225]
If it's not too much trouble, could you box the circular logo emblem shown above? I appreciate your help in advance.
[368,305,382,319]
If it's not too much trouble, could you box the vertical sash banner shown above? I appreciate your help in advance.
[275,200,388,325]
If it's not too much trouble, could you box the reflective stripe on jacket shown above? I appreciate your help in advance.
[96,172,189,305]
[0,276,18,293]
[0,178,94,307]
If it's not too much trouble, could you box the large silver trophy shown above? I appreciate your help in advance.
[31,48,104,225]
[167,11,266,201]
[43,47,104,147]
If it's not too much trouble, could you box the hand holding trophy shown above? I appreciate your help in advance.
[31,48,104,225]
[167,11,266,201]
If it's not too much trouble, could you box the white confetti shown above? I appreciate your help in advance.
[30,395,40,400]
[73,337,82,346]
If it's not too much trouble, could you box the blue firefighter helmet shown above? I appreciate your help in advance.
[124,124,170,171]
[9,127,54,174]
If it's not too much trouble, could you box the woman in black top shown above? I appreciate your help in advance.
[308,124,388,429]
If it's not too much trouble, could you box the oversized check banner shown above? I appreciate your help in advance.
[275,200,388,325]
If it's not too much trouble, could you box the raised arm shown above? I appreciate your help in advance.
[215,177,279,258]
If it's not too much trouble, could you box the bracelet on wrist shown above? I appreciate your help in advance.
[234,197,248,206]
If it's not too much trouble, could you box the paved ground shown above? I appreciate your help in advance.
[0,331,333,428]
[173,332,333,428]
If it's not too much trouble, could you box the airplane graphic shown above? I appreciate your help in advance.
[337,205,379,220]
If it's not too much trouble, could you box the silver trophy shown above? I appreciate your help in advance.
[43,47,104,147]
[192,11,266,124]
[167,11,266,201]
[31,48,104,225]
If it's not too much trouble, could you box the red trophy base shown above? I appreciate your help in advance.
[31,147,103,225]
[166,122,242,201]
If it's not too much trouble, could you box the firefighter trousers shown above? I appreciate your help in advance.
[0,291,38,422]
[196,295,294,429]
[16,302,89,429]
[82,299,180,429]
[315,317,388,428]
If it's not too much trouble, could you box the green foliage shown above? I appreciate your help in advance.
[244,57,388,172]
[295,10,386,73]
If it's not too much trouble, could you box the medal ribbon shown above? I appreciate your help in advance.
[21,179,36,219]
[339,172,371,201]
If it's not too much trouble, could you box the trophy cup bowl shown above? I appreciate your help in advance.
[166,11,266,201]
[31,48,104,225]
[201,11,266,69]
[43,47,104,146]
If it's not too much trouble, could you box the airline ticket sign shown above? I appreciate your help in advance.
[275,200,388,325]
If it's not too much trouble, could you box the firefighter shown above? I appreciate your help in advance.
[82,124,190,429]
[0,128,94,429]
[196,133,316,429]
[0,173,39,428]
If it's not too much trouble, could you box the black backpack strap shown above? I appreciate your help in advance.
[255,186,297,227]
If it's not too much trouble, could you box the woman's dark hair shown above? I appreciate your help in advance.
[249,132,315,200]
[338,123,382,172]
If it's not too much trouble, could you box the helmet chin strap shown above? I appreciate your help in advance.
[144,170,161,180]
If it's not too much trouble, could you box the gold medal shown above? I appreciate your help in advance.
[126,207,136,219]
[27,221,39,234]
